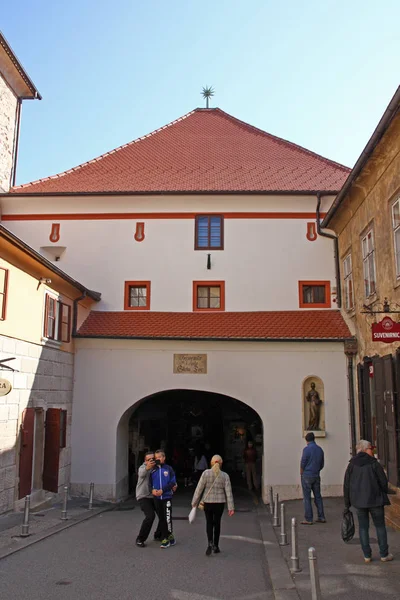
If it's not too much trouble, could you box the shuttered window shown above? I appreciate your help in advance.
[343,254,354,311]
[361,229,376,298]
[392,198,400,278]
[44,295,72,342]
[0,268,8,321]
[195,216,224,250]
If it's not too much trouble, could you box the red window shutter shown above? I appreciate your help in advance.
[43,408,61,493]
[18,408,35,499]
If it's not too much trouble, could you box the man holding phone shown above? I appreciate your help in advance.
[135,451,158,547]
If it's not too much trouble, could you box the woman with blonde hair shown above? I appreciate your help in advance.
[191,454,234,555]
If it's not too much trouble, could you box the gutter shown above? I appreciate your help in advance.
[0,189,342,198]
[0,224,100,301]
[73,334,353,343]
[316,192,342,309]
[322,85,400,228]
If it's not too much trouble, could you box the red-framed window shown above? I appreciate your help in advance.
[298,281,331,309]
[195,215,224,250]
[193,281,225,311]
[124,281,151,310]
[0,268,8,321]
[44,295,72,342]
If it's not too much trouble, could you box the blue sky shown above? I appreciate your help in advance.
[3,1,399,185]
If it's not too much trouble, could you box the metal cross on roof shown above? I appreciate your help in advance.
[201,86,215,109]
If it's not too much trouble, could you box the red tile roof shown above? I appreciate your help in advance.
[76,310,351,341]
[11,108,350,195]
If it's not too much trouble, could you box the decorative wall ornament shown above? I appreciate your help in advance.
[134,222,145,242]
[306,222,317,242]
[49,223,60,243]
[302,376,326,436]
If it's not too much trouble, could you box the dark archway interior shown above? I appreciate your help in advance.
[128,390,262,493]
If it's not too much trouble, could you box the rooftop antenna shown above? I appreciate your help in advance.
[201,86,215,109]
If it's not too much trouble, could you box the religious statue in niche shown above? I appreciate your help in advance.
[303,376,325,434]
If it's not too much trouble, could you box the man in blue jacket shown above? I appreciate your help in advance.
[150,450,177,548]
[300,432,326,524]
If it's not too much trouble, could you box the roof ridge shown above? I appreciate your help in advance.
[12,108,197,191]
[208,107,351,173]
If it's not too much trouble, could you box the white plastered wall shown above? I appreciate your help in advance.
[71,338,350,502]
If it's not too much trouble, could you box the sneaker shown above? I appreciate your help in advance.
[213,545,220,554]
[168,535,176,546]
[160,539,170,549]
[364,557,372,563]
[381,554,394,562]
[300,520,313,525]
[206,544,212,556]
[136,540,145,548]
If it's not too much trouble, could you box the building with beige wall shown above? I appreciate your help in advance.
[0,225,99,513]
[322,85,400,526]
[0,32,41,193]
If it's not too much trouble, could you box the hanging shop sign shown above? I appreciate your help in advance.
[0,378,12,396]
[372,317,400,343]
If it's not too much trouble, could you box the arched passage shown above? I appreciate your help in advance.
[116,389,263,499]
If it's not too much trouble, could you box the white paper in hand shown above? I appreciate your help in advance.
[188,507,197,523]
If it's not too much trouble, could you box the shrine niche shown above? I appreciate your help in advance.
[302,376,326,437]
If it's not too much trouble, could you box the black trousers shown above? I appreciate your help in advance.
[154,498,173,541]
[204,502,225,546]
[137,498,156,542]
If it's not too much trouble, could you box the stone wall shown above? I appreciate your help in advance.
[0,335,74,514]
[331,111,400,360]
[0,76,17,193]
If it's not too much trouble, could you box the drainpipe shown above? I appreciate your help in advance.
[72,291,87,336]
[347,354,357,455]
[316,192,342,308]
[11,98,22,188]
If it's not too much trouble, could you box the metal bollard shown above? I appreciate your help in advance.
[61,486,68,520]
[273,493,280,527]
[88,482,94,510]
[279,503,288,545]
[269,486,274,515]
[290,517,302,572]
[308,547,322,600]
[20,495,31,537]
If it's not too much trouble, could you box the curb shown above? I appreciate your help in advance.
[257,505,301,600]
[0,504,113,561]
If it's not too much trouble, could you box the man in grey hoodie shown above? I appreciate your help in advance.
[136,451,157,547]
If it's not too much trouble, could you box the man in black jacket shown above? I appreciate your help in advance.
[344,440,393,563]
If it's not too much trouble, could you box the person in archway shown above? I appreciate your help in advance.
[193,446,208,484]
[150,450,177,549]
[135,451,157,548]
[191,455,235,556]
[243,440,259,492]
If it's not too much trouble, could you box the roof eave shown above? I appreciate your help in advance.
[0,31,42,100]
[322,85,400,228]
[3,189,342,198]
[74,334,352,342]
[0,224,100,301]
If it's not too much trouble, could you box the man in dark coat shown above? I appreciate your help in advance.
[344,439,393,563]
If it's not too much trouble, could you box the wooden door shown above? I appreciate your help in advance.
[19,408,35,499]
[373,357,387,468]
[42,408,61,493]
[383,354,398,486]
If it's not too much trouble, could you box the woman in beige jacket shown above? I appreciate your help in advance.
[191,455,235,555]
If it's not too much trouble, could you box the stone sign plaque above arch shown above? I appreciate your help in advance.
[302,376,326,437]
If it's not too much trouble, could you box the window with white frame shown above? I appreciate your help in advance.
[43,294,71,342]
[392,198,400,278]
[361,229,376,298]
[343,253,354,310]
